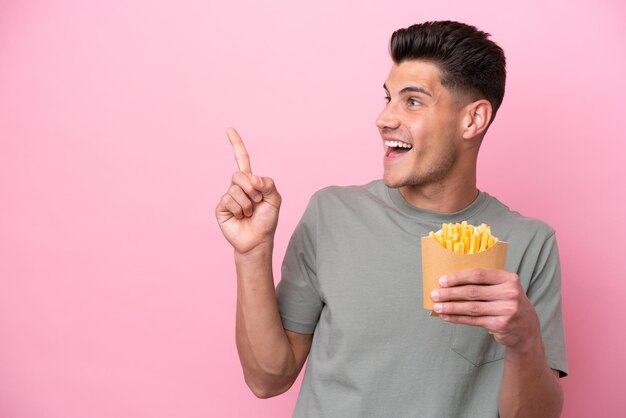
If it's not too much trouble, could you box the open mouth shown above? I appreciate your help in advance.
[384,140,413,158]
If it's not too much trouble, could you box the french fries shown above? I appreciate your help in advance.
[428,221,499,254]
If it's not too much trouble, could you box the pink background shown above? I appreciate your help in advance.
[1,0,625,417]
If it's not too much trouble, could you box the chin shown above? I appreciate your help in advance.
[382,172,406,188]
[383,178,398,188]
[384,170,431,189]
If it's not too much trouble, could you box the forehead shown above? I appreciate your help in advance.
[384,60,444,93]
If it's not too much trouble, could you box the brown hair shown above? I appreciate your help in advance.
[390,21,506,121]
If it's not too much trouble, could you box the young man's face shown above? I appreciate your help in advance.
[376,60,465,189]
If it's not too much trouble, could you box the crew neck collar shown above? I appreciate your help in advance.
[386,185,487,223]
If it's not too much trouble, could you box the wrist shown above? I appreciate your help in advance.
[234,240,274,261]
[505,333,545,362]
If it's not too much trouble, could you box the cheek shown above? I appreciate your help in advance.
[407,122,427,143]
[421,133,456,163]
[407,122,434,150]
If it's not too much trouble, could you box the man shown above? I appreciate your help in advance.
[216,21,567,417]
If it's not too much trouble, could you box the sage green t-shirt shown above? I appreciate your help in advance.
[276,181,567,418]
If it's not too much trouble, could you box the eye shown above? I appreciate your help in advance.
[384,96,391,104]
[408,98,421,107]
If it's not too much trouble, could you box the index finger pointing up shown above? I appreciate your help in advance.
[227,127,252,174]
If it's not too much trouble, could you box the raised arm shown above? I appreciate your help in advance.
[216,128,312,398]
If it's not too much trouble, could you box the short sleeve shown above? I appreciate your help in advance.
[275,194,324,334]
[527,232,568,377]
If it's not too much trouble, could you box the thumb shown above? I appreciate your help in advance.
[253,175,281,206]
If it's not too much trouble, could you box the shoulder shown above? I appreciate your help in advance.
[310,180,388,208]
[479,193,561,284]
[302,180,393,226]
[479,192,556,242]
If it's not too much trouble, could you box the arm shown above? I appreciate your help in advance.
[216,128,312,398]
[431,270,563,418]
[499,339,563,417]
[234,243,312,398]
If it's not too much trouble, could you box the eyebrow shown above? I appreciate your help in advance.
[383,83,432,97]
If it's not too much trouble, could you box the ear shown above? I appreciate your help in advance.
[461,99,492,140]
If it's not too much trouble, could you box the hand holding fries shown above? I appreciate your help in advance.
[430,269,542,351]
[422,222,541,351]
[422,222,507,312]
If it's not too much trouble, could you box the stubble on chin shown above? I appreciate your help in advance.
[383,151,457,189]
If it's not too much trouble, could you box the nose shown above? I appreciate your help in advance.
[375,102,400,131]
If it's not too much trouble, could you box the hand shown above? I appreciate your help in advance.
[430,269,542,352]
[215,128,281,254]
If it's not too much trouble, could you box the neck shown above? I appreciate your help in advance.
[398,172,478,213]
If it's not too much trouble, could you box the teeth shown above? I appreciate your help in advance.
[384,140,412,149]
